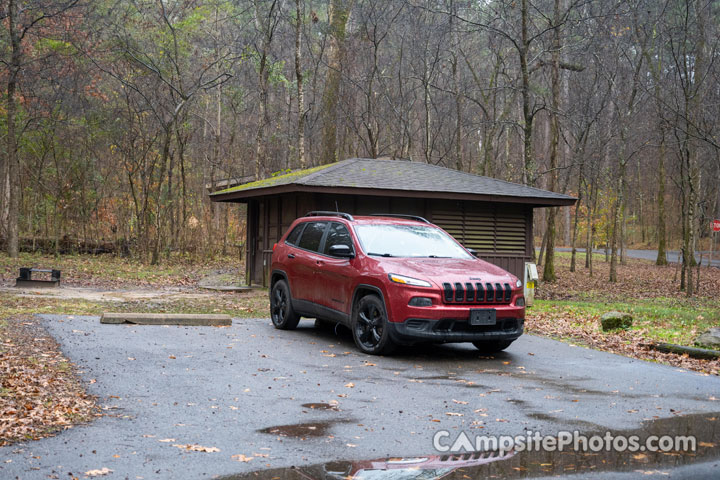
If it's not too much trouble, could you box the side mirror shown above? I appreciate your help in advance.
[468,248,479,257]
[329,244,355,258]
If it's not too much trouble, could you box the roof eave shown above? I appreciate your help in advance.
[210,184,577,207]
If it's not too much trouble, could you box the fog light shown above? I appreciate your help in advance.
[409,297,433,307]
[516,296,526,307]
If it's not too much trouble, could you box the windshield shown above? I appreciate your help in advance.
[354,224,473,259]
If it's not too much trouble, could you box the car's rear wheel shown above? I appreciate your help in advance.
[270,280,300,330]
[472,339,513,353]
[352,295,395,355]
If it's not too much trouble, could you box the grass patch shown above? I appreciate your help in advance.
[0,290,269,321]
[0,252,243,287]
[532,297,719,347]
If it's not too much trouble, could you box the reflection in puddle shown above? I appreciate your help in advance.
[258,422,336,438]
[234,413,720,479]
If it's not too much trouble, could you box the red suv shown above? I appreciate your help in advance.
[269,212,525,355]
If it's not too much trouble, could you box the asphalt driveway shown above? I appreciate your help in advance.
[1,315,719,479]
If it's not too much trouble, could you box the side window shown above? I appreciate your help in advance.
[323,222,353,255]
[285,224,305,246]
[297,221,327,252]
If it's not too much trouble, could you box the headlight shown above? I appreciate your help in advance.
[516,279,523,288]
[388,273,432,288]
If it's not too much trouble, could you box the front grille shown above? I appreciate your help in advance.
[443,283,453,302]
[454,282,464,301]
[465,283,475,302]
[476,283,485,302]
[441,281,513,305]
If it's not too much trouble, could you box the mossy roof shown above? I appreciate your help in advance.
[210,158,576,205]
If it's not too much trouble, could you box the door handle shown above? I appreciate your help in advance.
[287,254,295,259]
[316,260,324,265]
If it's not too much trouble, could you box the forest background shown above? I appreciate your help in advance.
[1,0,719,294]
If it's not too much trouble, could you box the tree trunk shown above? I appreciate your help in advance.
[295,0,306,169]
[570,177,583,273]
[542,0,561,283]
[450,0,463,171]
[253,0,277,178]
[5,0,21,258]
[656,128,668,265]
[585,179,595,274]
[320,0,354,165]
[519,0,535,186]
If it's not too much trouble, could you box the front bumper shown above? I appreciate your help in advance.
[387,317,524,344]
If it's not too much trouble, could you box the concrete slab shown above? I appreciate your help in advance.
[100,312,232,326]
[199,285,262,292]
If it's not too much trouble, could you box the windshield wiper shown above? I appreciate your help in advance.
[426,255,450,258]
[368,252,394,257]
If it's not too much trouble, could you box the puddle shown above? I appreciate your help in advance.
[526,411,604,431]
[301,402,340,411]
[231,412,720,479]
[415,375,459,380]
[258,421,336,438]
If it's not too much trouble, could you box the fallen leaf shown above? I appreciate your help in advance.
[172,444,220,453]
[85,468,113,477]
[231,454,253,462]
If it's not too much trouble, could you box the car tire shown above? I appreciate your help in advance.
[472,339,513,353]
[352,295,395,355]
[270,279,300,330]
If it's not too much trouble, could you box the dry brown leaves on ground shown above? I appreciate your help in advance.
[0,316,98,446]
[526,310,720,376]
[537,256,720,301]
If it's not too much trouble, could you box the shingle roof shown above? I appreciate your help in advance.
[210,158,576,206]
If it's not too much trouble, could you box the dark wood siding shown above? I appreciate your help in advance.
[248,194,532,286]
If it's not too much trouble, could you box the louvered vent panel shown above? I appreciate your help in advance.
[432,205,526,254]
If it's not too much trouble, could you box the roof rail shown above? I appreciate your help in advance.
[305,211,354,221]
[369,213,431,224]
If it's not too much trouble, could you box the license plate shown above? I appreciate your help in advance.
[469,309,496,326]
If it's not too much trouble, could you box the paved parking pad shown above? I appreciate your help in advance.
[1,315,718,479]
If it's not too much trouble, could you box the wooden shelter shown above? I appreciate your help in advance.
[210,158,576,286]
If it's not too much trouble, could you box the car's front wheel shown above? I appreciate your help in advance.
[352,295,395,355]
[472,339,513,353]
[270,279,300,330]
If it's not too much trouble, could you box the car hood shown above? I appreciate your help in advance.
[375,256,516,286]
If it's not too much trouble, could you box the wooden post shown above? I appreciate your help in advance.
[711,229,715,269]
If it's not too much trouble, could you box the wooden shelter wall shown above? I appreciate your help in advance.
[248,193,533,286]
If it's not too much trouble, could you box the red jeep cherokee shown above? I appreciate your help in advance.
[269,212,525,355]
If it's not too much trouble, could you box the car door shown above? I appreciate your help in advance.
[291,221,329,302]
[279,222,306,298]
[313,222,357,316]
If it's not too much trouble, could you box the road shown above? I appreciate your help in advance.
[556,247,720,268]
[1,315,719,479]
